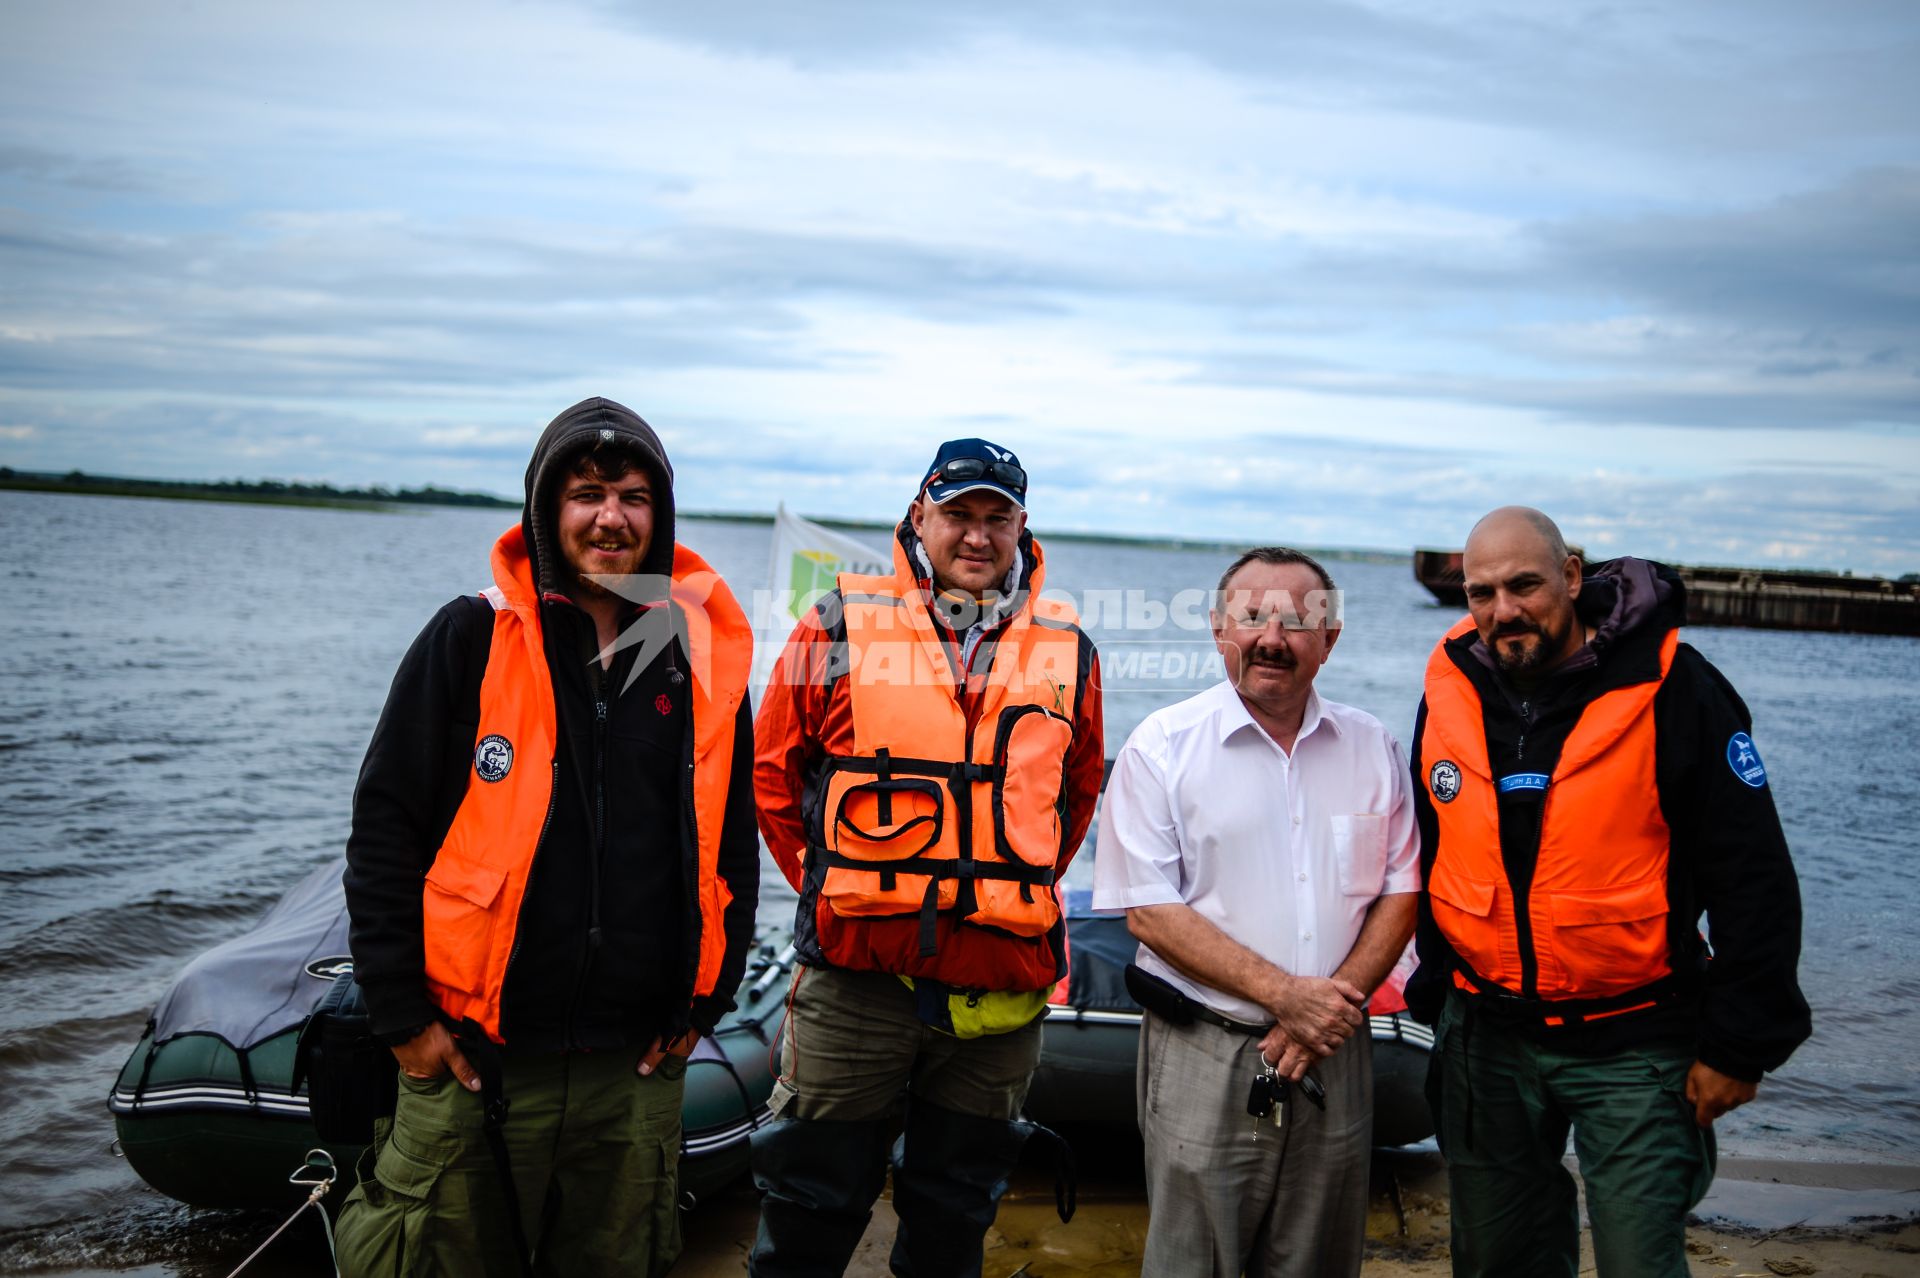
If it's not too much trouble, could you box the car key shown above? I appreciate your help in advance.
[1246,1070,1274,1129]
[1248,1059,1288,1133]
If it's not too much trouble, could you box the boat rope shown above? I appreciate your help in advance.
[221,1149,339,1278]
[703,1043,761,1130]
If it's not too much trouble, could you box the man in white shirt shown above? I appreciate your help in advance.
[1093,547,1420,1278]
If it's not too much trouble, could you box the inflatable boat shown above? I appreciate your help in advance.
[108,857,792,1210]
[110,835,1432,1211]
[1028,889,1436,1148]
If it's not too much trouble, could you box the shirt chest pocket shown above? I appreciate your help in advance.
[1330,813,1387,898]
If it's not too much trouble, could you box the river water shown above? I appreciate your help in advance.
[0,490,1914,1271]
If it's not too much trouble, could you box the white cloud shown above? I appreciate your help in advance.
[0,0,1915,571]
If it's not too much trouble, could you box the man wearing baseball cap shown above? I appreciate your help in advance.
[750,439,1105,1276]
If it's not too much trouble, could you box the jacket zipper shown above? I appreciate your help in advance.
[1512,699,1541,999]
[563,689,610,1048]
[503,758,562,1008]
[678,667,699,1035]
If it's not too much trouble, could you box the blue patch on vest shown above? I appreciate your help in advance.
[1496,772,1551,795]
[474,733,514,783]
[1727,732,1767,788]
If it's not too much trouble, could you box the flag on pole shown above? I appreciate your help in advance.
[766,503,890,627]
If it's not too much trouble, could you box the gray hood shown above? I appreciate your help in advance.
[522,397,677,596]
[1579,556,1685,658]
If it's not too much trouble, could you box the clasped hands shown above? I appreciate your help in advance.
[1258,974,1366,1082]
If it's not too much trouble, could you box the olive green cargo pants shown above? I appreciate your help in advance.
[749,967,1045,1276]
[1430,991,1716,1278]
[334,1049,686,1278]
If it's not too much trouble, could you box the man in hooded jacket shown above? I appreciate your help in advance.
[1407,506,1810,1278]
[334,398,759,1277]
[749,439,1103,1276]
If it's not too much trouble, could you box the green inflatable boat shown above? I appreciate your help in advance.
[110,818,1433,1214]
[108,857,793,1211]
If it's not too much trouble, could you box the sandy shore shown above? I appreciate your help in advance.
[37,1138,1917,1275]
[672,1137,1920,1277]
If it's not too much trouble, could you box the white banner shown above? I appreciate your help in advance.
[766,503,890,627]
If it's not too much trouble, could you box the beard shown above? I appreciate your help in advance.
[1489,618,1567,675]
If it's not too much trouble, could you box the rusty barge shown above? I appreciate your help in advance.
[1411,549,1920,637]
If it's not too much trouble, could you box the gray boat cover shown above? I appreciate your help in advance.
[151,858,352,1048]
[149,855,734,1065]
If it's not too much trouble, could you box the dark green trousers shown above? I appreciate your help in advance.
[334,1050,686,1278]
[1431,992,1716,1278]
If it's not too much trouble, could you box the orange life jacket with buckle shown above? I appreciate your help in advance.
[805,552,1084,960]
[420,524,752,1043]
[1418,616,1682,1021]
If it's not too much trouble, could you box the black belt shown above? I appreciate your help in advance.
[1181,1002,1370,1036]
[1125,962,1276,1036]
[1185,1004,1273,1036]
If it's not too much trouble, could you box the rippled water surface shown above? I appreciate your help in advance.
[1,490,1914,1270]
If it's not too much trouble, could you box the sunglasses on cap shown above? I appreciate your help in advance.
[929,457,1027,494]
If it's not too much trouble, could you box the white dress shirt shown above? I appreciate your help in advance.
[1092,680,1420,1025]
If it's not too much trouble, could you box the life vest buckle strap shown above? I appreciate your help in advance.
[823,752,955,779]
[918,879,941,958]
[1455,962,1687,1028]
[808,846,1056,888]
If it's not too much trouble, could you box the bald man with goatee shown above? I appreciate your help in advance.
[1405,507,1810,1278]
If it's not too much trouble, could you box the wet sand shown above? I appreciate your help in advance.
[671,1137,1920,1278]
[22,1140,1917,1275]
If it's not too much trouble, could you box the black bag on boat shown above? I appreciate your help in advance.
[291,974,396,1144]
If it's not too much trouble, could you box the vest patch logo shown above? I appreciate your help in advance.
[655,692,672,715]
[1727,731,1768,788]
[475,733,514,783]
[305,955,354,980]
[1430,759,1462,803]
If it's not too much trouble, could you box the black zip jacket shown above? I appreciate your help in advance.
[1407,561,1811,1081]
[343,398,759,1050]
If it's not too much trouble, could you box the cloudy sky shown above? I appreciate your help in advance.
[3,0,1916,571]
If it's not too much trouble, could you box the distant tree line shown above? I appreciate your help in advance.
[0,467,517,510]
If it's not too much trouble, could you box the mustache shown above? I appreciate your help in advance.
[1248,646,1298,667]
[1492,621,1543,640]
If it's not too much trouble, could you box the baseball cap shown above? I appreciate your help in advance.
[920,438,1027,509]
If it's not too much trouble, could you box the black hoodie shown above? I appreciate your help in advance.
[344,398,759,1051]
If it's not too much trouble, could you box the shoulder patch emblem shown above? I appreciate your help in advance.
[1429,759,1462,803]
[475,733,514,783]
[1726,731,1767,788]
[305,956,354,980]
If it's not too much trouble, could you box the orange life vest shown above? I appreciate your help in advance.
[420,524,752,1043]
[806,551,1084,957]
[1418,616,1681,1015]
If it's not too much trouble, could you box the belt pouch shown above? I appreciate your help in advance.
[1123,963,1196,1026]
